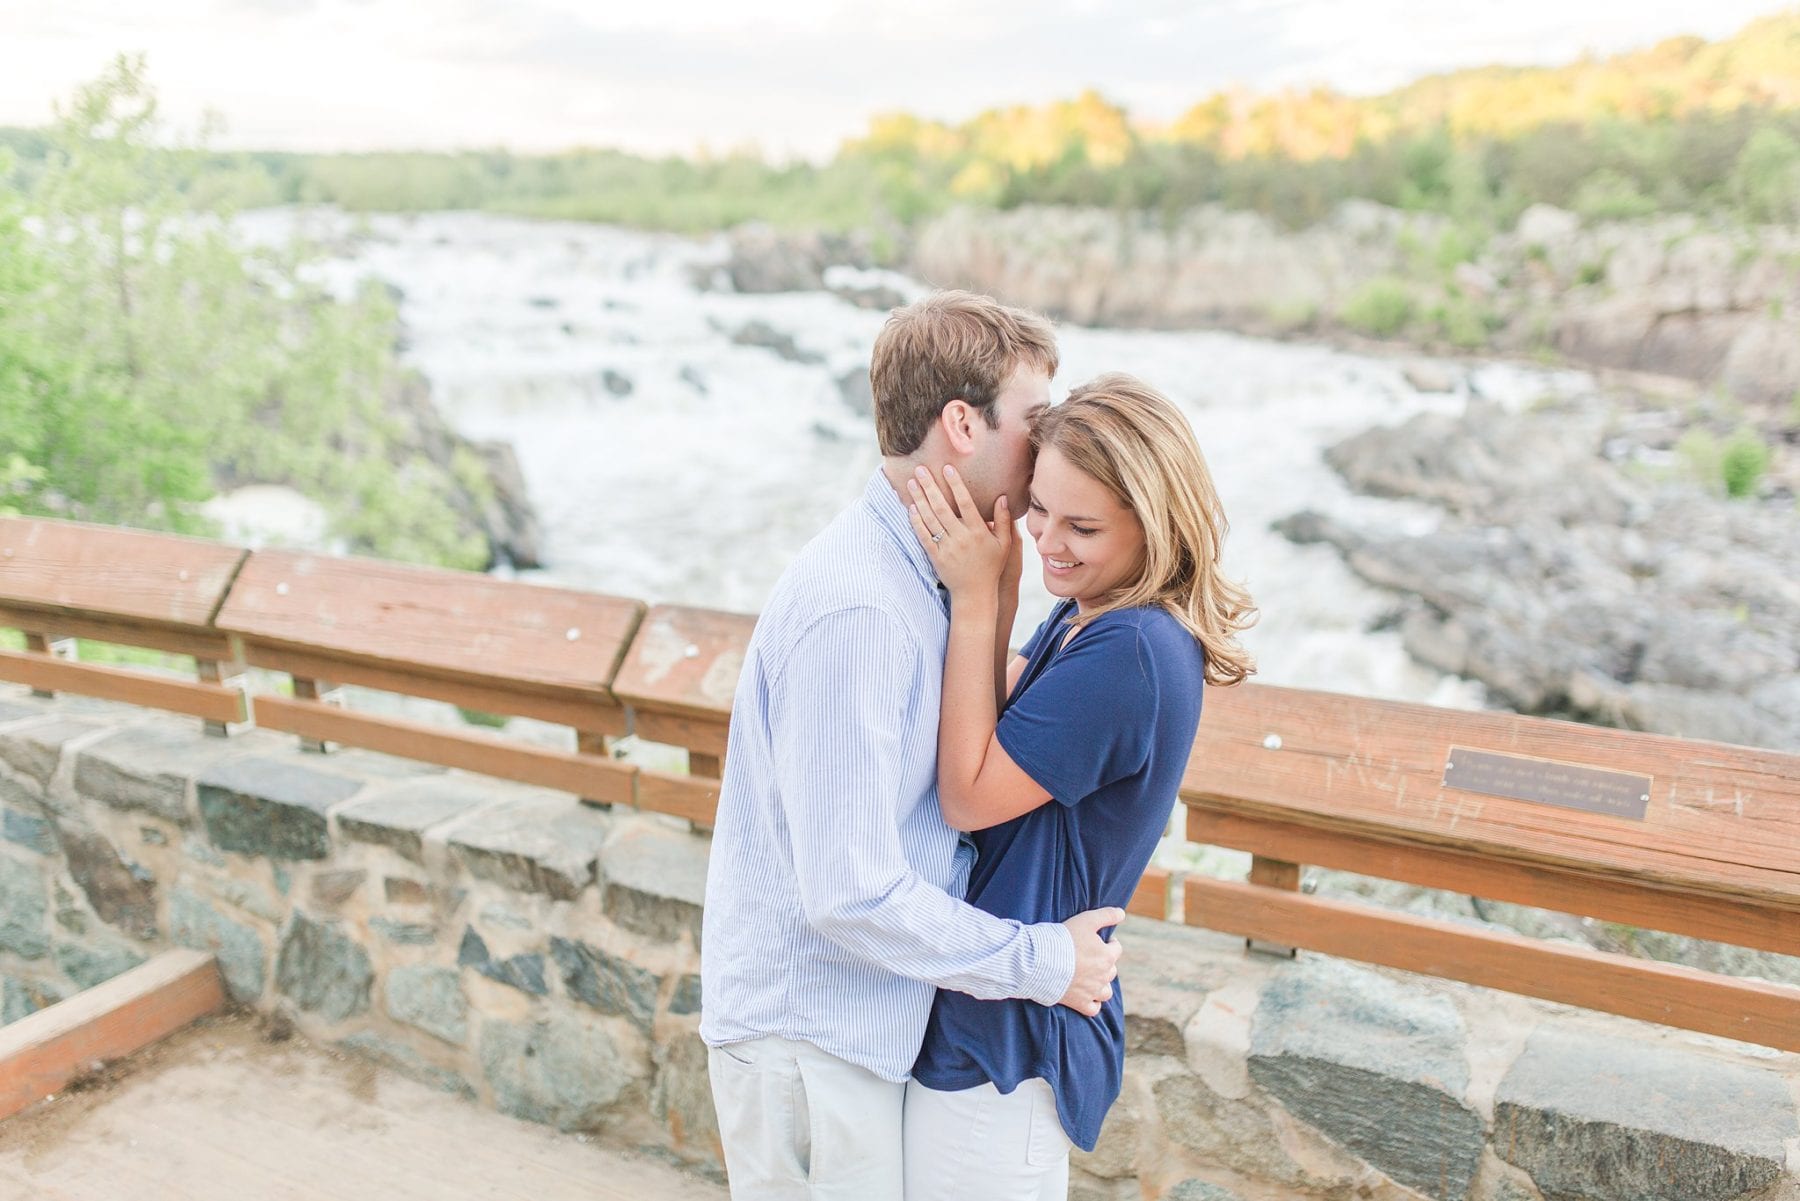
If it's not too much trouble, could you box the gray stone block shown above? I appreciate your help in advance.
[0,718,100,788]
[2,808,55,855]
[2,974,67,1024]
[53,940,146,990]
[1118,917,1237,1057]
[0,771,39,815]
[215,878,285,923]
[1168,1182,1245,1201]
[0,699,44,725]
[448,794,612,901]
[479,1014,638,1131]
[335,776,497,864]
[168,887,266,1003]
[181,834,226,868]
[386,964,468,1046]
[457,926,547,996]
[599,822,706,944]
[275,911,372,1022]
[1249,957,1482,1201]
[337,1031,474,1100]
[73,721,226,825]
[479,903,533,931]
[309,868,367,907]
[669,974,702,1017]
[1494,1026,1797,1201]
[650,1032,719,1157]
[0,854,49,959]
[60,824,157,940]
[1068,1178,1138,1201]
[383,876,430,905]
[197,756,363,860]
[369,917,437,946]
[1074,1077,1144,1180]
[550,936,659,1034]
[1154,1071,1316,1193]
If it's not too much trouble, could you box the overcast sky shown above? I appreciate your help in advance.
[0,1,1791,158]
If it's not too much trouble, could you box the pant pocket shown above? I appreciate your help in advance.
[1024,1080,1071,1169]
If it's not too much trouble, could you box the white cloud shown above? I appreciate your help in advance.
[0,0,1789,156]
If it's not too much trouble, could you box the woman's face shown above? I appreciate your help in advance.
[1024,445,1146,612]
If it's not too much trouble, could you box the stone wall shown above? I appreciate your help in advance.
[3,687,1797,1200]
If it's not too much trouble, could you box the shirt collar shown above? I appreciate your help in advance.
[860,469,947,603]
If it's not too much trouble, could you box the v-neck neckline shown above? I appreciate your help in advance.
[1010,599,1082,705]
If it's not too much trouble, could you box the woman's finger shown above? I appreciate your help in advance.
[906,480,947,541]
[907,502,941,555]
[942,465,982,527]
[913,466,965,534]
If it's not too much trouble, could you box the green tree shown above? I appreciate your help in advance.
[1731,125,1800,223]
[11,56,485,566]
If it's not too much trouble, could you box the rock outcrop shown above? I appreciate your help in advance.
[906,202,1800,418]
[1279,401,1800,750]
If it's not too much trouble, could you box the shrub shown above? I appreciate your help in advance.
[1570,168,1658,221]
[1720,427,1772,498]
[1675,429,1722,491]
[1731,126,1800,224]
[1434,297,1493,349]
[1340,277,1416,337]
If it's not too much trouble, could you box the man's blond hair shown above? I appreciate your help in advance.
[869,291,1058,457]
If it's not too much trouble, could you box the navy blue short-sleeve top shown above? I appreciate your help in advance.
[911,599,1207,1151]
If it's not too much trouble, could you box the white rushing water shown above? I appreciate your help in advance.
[233,208,1602,712]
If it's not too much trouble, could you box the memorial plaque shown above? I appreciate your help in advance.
[1442,747,1651,820]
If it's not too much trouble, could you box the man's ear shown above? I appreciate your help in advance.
[939,399,979,455]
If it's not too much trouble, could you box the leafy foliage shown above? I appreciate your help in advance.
[0,57,487,566]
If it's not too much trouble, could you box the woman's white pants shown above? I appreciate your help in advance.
[901,1077,1073,1201]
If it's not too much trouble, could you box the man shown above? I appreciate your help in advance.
[701,291,1125,1200]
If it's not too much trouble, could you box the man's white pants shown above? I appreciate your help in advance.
[901,1078,1073,1201]
[708,1036,904,1200]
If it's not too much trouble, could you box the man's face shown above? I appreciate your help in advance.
[963,361,1052,522]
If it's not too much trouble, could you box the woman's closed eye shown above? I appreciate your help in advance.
[1028,498,1096,537]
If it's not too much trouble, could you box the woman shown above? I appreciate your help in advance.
[901,373,1256,1200]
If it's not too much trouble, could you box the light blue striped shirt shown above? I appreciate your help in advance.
[700,470,1076,1082]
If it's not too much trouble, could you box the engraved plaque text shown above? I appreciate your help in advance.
[1442,747,1650,820]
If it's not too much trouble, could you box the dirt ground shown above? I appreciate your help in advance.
[0,1010,726,1200]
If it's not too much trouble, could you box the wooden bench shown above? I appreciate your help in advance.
[0,517,249,733]
[610,604,757,829]
[1179,682,1800,1052]
[214,550,649,809]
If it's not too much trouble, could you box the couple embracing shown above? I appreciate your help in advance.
[700,291,1256,1200]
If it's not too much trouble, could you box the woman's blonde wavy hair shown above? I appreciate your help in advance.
[1031,373,1257,687]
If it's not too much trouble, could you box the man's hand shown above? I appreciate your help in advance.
[1057,906,1125,1017]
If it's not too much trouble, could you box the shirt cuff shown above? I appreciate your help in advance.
[1020,920,1076,1007]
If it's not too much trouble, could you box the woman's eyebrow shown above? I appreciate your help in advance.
[1029,493,1104,523]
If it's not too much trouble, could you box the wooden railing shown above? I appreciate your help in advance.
[3,515,1797,1052]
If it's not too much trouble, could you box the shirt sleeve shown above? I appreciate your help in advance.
[995,618,1158,807]
[1015,609,1058,661]
[767,606,1075,1005]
